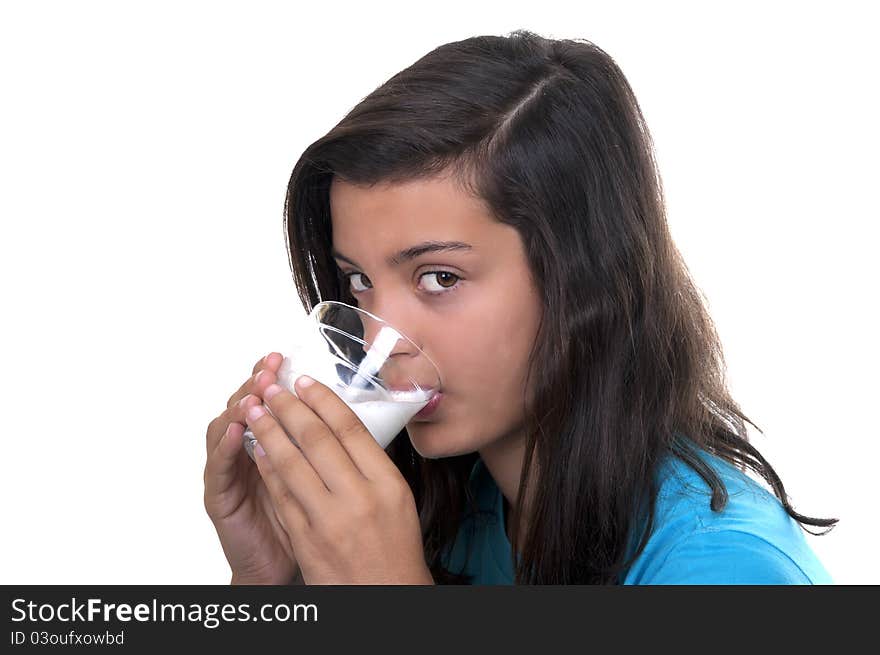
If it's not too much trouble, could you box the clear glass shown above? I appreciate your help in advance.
[243,301,442,461]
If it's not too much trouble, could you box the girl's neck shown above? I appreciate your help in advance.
[479,429,533,543]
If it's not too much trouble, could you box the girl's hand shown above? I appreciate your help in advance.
[244,376,434,585]
[203,353,300,585]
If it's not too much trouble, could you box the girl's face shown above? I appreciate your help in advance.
[329,174,543,459]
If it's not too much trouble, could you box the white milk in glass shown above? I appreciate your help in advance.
[332,385,432,448]
[274,355,431,449]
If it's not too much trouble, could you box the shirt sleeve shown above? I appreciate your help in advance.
[642,529,814,585]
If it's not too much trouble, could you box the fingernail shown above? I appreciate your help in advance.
[264,383,283,400]
[254,370,266,384]
[238,394,253,408]
[255,443,266,457]
[296,375,314,390]
[247,405,266,422]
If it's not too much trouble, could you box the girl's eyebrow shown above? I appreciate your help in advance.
[331,240,473,268]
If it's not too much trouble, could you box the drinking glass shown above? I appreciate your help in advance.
[243,301,442,460]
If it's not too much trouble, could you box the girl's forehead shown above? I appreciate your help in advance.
[329,178,499,251]
[330,176,492,226]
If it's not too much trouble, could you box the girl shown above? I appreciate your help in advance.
[203,30,836,584]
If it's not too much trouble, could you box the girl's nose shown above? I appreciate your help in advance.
[361,320,420,359]
[359,316,428,391]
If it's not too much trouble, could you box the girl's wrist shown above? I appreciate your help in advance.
[230,568,299,585]
[231,572,270,585]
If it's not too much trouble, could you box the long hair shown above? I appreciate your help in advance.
[281,29,838,584]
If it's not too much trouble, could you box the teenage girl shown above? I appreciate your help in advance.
[204,30,836,584]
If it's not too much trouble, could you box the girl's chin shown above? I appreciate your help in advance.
[405,424,473,460]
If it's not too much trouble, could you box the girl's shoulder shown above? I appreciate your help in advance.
[622,448,833,584]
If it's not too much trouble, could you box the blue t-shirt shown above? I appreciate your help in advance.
[439,448,833,584]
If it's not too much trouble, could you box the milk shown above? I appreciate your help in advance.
[340,387,432,448]
[243,357,432,457]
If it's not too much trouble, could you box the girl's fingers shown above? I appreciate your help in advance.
[226,352,283,409]
[253,442,310,537]
[258,383,365,494]
[252,352,283,376]
[247,404,331,519]
[206,393,261,457]
[284,377,400,482]
[204,394,260,492]
[203,422,248,500]
[209,352,283,456]
[205,352,287,495]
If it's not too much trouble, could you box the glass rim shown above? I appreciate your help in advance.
[309,300,443,388]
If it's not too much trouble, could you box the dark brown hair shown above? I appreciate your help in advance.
[281,29,838,583]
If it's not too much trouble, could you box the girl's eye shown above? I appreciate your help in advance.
[346,272,372,293]
[343,271,462,295]
[419,271,461,293]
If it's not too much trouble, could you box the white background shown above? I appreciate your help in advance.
[1,1,876,584]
